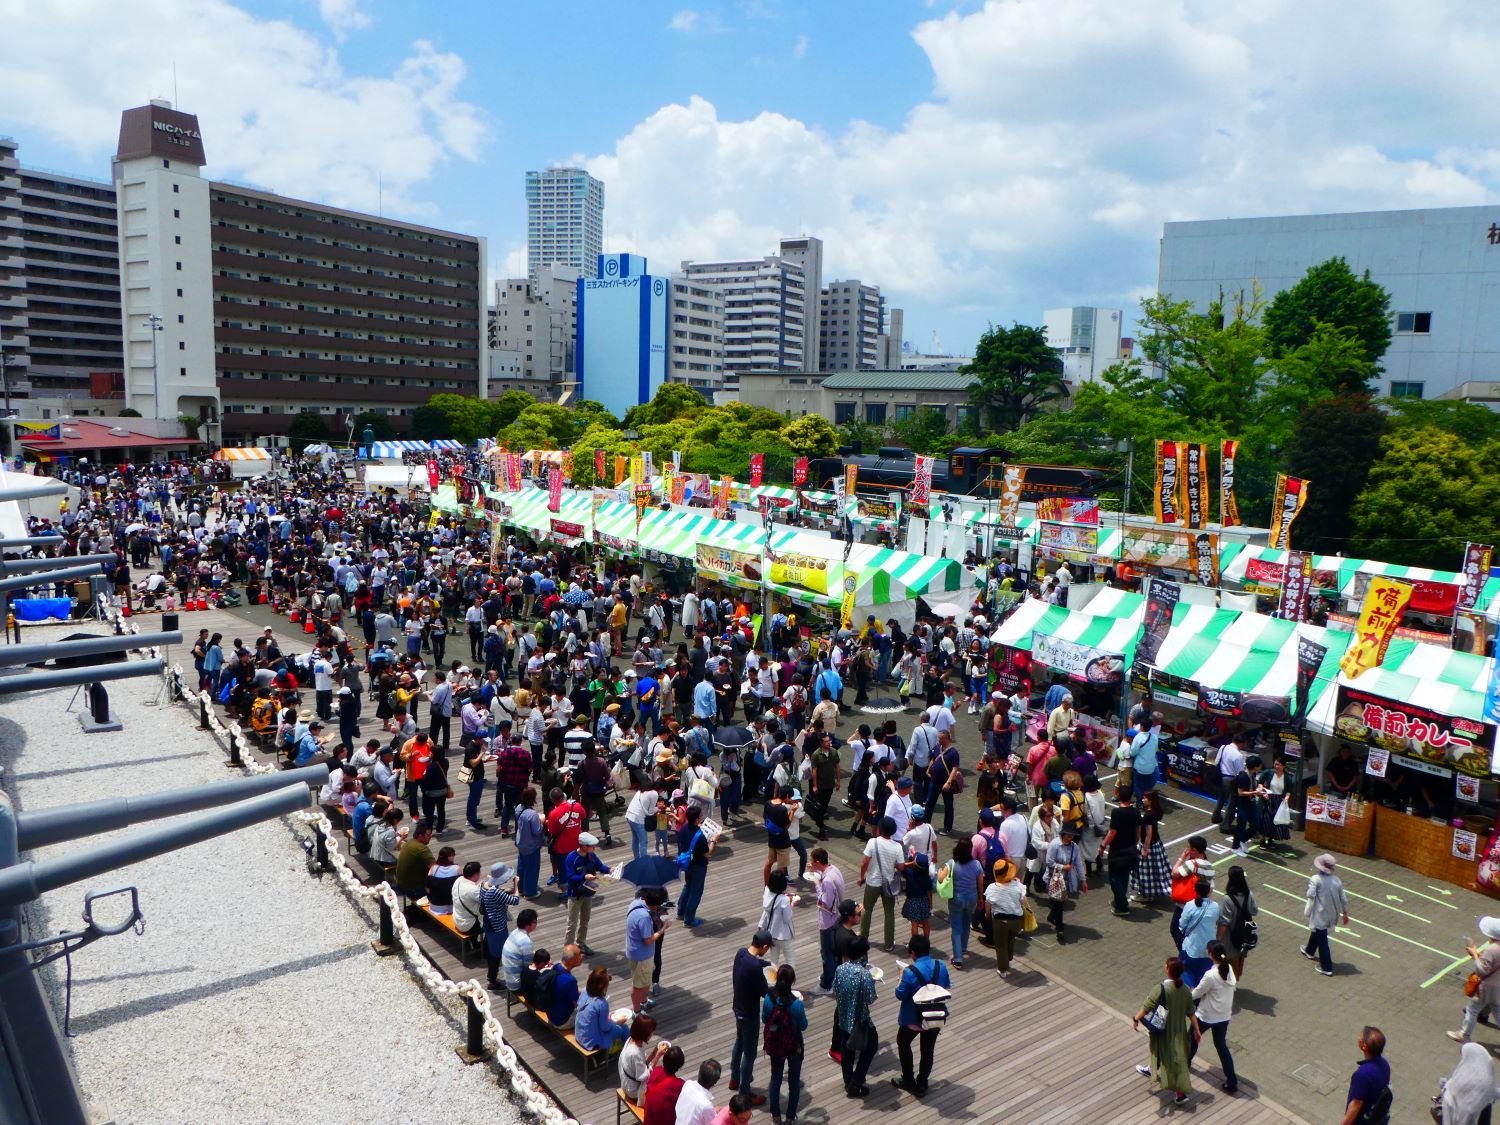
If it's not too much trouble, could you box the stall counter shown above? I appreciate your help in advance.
[1372,804,1485,892]
[1303,786,1374,857]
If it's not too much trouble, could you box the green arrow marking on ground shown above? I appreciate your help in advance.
[1427,885,1455,896]
[1386,895,1403,903]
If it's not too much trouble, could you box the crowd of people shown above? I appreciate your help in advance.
[32,449,1500,1124]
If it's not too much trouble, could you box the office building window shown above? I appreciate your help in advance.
[1389,380,1425,399]
[834,401,856,424]
[865,402,887,424]
[1395,311,1432,334]
[894,404,915,422]
[173,184,179,193]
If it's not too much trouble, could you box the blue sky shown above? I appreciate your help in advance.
[5,0,1498,361]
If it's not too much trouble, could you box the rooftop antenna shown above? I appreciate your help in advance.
[377,172,383,216]
[173,62,178,108]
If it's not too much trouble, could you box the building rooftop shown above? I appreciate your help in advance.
[817,370,976,391]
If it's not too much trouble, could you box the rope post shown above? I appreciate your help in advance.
[312,822,330,871]
[371,894,399,956]
[454,993,491,1065]
[199,695,209,730]
[226,729,243,769]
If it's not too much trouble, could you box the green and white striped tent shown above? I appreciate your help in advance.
[1307,635,1495,732]
[1223,545,1500,609]
[991,589,1236,665]
[635,508,766,560]
[1150,612,1351,711]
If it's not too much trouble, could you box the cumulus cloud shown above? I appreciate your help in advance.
[668,10,700,32]
[1,0,485,220]
[792,35,808,59]
[318,0,371,39]
[587,0,1500,330]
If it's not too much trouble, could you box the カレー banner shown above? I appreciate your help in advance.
[1339,576,1413,680]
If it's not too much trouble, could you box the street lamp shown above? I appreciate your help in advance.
[146,313,164,420]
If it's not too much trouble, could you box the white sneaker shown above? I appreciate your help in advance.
[1234,846,1250,858]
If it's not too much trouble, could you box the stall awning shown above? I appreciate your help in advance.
[302,443,330,455]
[430,439,464,451]
[991,592,1237,666]
[1151,613,1351,706]
[215,447,272,461]
[369,440,432,459]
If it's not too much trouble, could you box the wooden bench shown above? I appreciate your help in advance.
[510,995,608,1077]
[413,896,479,965]
[616,1089,645,1124]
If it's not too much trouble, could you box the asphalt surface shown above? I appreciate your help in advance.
[216,596,1489,1123]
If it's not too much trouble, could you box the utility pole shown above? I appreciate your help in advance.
[146,313,163,420]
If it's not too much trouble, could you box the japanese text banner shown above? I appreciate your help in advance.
[1338,576,1412,680]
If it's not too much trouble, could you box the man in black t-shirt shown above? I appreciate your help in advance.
[1100,786,1141,916]
[1326,745,1360,798]
[764,791,793,885]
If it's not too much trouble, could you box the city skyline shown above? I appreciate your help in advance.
[3,1,1498,360]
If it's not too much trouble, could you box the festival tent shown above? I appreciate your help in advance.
[1223,544,1500,609]
[1148,612,1351,711]
[364,464,430,492]
[989,589,1239,666]
[369,440,432,460]
[213,446,274,478]
[430,439,464,451]
[1307,635,1495,732]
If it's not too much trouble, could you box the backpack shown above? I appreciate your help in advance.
[530,964,561,1010]
[981,828,1007,870]
[909,962,952,1027]
[1229,895,1260,953]
[762,997,800,1058]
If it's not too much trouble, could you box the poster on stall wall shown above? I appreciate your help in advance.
[906,516,927,556]
[1267,474,1309,550]
[750,454,764,487]
[1036,497,1101,525]
[1220,439,1240,527]
[547,465,562,513]
[670,475,686,506]
[1323,795,1347,826]
[713,477,734,520]
[998,464,1026,526]
[839,571,859,628]
[793,457,809,486]
[769,553,831,595]
[1134,577,1180,671]
[1305,792,1330,823]
[1460,543,1493,609]
[1033,633,1125,684]
[912,456,932,505]
[1339,577,1413,680]
[1364,746,1390,777]
[1123,526,1212,572]
[1453,610,1493,658]
[1333,683,1495,778]
[1455,829,1480,862]
[1154,441,1181,524]
[1181,443,1210,529]
[1279,550,1313,622]
[989,645,1033,698]
[1457,773,1482,803]
[1293,634,1328,731]
[1477,830,1500,893]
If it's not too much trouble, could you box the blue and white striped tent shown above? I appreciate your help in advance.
[430,439,464,451]
[368,440,432,459]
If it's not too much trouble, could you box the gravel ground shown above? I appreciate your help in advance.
[0,639,533,1125]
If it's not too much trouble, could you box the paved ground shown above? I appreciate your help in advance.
[200,596,1493,1123]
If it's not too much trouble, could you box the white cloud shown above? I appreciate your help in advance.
[586,0,1500,332]
[668,10,700,32]
[0,0,485,220]
[792,35,809,59]
[318,0,371,40]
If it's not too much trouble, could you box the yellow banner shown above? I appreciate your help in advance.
[614,455,628,487]
[630,456,644,489]
[1267,474,1310,550]
[839,571,859,627]
[845,464,858,499]
[769,553,832,595]
[1339,577,1413,680]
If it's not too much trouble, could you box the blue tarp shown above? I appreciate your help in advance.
[12,598,72,621]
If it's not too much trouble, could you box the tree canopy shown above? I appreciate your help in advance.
[961,323,1065,431]
[287,409,329,450]
[1263,256,1392,380]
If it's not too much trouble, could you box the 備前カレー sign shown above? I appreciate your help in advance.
[1333,684,1495,779]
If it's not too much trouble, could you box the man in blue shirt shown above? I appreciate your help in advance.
[1131,712,1163,801]
[692,675,718,735]
[892,934,951,1096]
[563,833,610,956]
[545,944,585,1027]
[293,720,326,767]
[636,670,660,736]
[1344,1027,1390,1125]
[731,929,774,1107]
[625,887,670,1013]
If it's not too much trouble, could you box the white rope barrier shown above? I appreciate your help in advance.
[94,595,577,1124]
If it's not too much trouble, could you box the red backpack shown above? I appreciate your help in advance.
[763,997,799,1058]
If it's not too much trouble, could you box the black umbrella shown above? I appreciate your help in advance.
[713,724,755,751]
[619,854,682,889]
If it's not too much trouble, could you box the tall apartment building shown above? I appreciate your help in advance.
[0,138,124,407]
[112,101,487,440]
[879,307,904,369]
[526,167,604,281]
[487,264,578,399]
[819,279,885,370]
[679,246,810,386]
[667,274,725,394]
[778,236,823,372]
[1043,306,1123,386]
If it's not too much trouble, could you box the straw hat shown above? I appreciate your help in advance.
[992,858,1017,883]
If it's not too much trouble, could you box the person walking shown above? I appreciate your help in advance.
[833,936,879,1098]
[1177,878,1220,986]
[562,831,609,955]
[1211,731,1248,828]
[1100,785,1142,916]
[890,933,951,1098]
[1217,865,1259,980]
[1342,1027,1391,1125]
[513,787,544,897]
[626,778,660,861]
[730,930,773,1108]
[1189,941,1239,1094]
[811,847,845,996]
[762,964,808,1123]
[1449,916,1500,1044]
[983,858,1027,977]
[857,816,903,952]
[1043,824,1084,942]
[759,870,797,970]
[461,740,488,831]
[1228,753,1262,858]
[946,839,983,967]
[675,804,713,927]
[1131,789,1171,903]
[1132,956,1195,1107]
[626,887,671,1015]
[1303,853,1350,978]
[1437,1042,1500,1125]
[479,861,521,992]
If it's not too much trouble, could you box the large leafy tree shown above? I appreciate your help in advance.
[350,410,394,441]
[493,390,536,429]
[1350,426,1500,567]
[623,383,706,429]
[779,414,838,459]
[568,423,635,488]
[1284,393,1388,553]
[888,406,952,454]
[1385,397,1500,446]
[287,410,329,451]
[409,404,452,441]
[962,323,1064,432]
[1263,256,1392,376]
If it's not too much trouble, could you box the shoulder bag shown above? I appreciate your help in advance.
[1140,984,1170,1035]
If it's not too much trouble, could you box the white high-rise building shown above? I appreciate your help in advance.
[820,280,885,370]
[679,252,807,383]
[1043,306,1123,387]
[668,274,725,394]
[488,264,578,398]
[778,236,823,372]
[111,100,218,427]
[525,168,603,280]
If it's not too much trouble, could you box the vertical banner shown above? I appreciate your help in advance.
[1134,577,1181,671]
[641,450,653,480]
[426,458,440,490]
[1339,577,1414,680]
[750,453,764,487]
[547,465,562,513]
[912,455,932,505]
[793,457,809,486]
[840,571,859,628]
[906,516,927,555]
[844,464,859,502]
[998,464,1026,526]
[630,456,644,491]
[1220,439,1240,527]
[614,455,628,487]
[1460,543,1493,610]
[1182,443,1209,530]
[1190,531,1219,588]
[713,476,733,520]
[560,451,573,484]
[670,474,686,506]
[1292,634,1328,731]
[1268,474,1310,550]
[833,471,847,511]
[672,449,682,472]
[1154,440,1181,524]
[508,452,521,491]
[945,517,966,560]
[594,448,606,482]
[1279,550,1313,622]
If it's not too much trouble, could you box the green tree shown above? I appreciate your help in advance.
[410,404,452,441]
[1284,393,1388,553]
[779,414,838,459]
[1350,426,1500,567]
[1384,397,1500,446]
[837,416,885,454]
[623,383,706,428]
[351,411,395,441]
[573,399,621,430]
[426,393,499,443]
[568,423,635,488]
[1263,256,1392,375]
[287,409,330,451]
[888,406,952,454]
[118,407,142,418]
[497,403,576,450]
[493,390,536,429]
[961,323,1063,432]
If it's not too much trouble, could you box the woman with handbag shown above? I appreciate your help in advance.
[1132,956,1196,1107]
[418,748,451,832]
[1450,916,1500,1044]
[1027,804,1060,897]
[983,859,1027,976]
[1257,756,1293,850]
[1044,825,1084,941]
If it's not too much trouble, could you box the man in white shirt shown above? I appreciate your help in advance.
[1212,732,1248,830]
[312,651,335,721]
[452,861,483,936]
[674,1059,722,1125]
[924,702,956,739]
[998,795,1030,868]
[884,776,915,844]
[858,816,904,950]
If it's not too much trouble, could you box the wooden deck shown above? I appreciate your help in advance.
[222,608,1310,1125]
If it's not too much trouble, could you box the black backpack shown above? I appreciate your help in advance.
[1229,894,1259,953]
[530,965,560,1009]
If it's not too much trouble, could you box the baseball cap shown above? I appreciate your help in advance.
[752,928,774,948]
